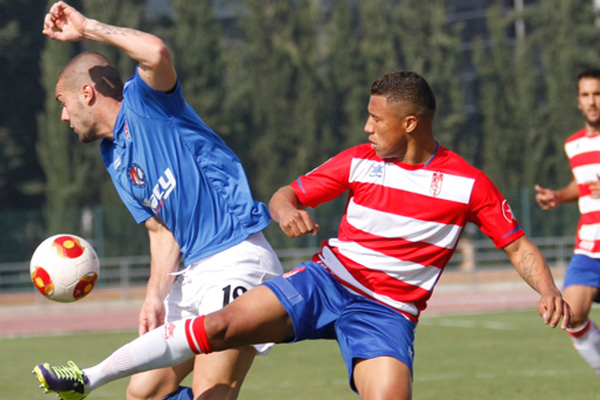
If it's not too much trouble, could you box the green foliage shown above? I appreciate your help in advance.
[0,0,46,209]
[8,0,600,255]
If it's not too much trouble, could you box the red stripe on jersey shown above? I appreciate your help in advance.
[351,182,470,225]
[334,249,435,305]
[579,211,600,225]
[565,129,587,144]
[575,237,600,254]
[338,220,457,269]
[326,268,421,323]
[569,151,600,169]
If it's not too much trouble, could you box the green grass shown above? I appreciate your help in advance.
[2,309,599,400]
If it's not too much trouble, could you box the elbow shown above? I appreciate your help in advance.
[145,38,173,70]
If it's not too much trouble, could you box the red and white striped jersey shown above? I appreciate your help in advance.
[565,128,600,257]
[291,144,523,322]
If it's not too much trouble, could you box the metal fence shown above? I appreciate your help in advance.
[0,236,576,299]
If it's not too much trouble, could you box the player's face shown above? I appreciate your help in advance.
[577,77,600,129]
[55,81,100,143]
[364,95,409,160]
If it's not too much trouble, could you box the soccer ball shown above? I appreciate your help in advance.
[30,234,100,303]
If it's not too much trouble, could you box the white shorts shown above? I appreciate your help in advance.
[164,232,283,354]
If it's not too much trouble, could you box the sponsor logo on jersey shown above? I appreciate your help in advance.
[127,163,147,188]
[123,121,131,141]
[143,168,177,214]
[283,266,306,279]
[501,200,515,222]
[369,164,384,178]
[580,239,595,251]
[430,171,444,197]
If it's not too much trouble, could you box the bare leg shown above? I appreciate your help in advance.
[353,356,412,400]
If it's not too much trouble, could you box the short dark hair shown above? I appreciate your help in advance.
[370,71,436,118]
[59,52,123,101]
[577,68,600,82]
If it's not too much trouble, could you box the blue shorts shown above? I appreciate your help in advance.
[263,262,416,391]
[564,254,600,302]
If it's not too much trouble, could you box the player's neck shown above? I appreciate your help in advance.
[586,124,600,136]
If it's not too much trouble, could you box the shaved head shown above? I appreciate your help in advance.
[58,52,123,100]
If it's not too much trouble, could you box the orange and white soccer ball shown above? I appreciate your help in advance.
[30,234,100,303]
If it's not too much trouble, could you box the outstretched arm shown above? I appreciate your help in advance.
[269,185,319,238]
[502,236,572,330]
[42,1,176,91]
[534,179,579,210]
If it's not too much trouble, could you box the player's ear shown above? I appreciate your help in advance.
[80,84,96,105]
[404,115,418,133]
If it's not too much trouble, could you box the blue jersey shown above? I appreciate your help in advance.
[100,70,270,265]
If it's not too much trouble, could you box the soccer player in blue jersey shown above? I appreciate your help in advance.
[36,2,283,400]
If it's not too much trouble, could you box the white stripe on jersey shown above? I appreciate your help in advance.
[348,158,475,204]
[320,245,420,316]
[573,164,600,183]
[565,136,600,158]
[578,196,600,214]
[330,239,441,292]
[577,223,600,242]
[346,199,462,249]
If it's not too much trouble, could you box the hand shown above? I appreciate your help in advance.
[42,1,87,42]
[278,209,320,238]
[537,294,572,330]
[534,184,557,210]
[588,176,600,199]
[138,294,166,336]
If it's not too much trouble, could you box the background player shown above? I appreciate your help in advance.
[35,71,571,400]
[535,68,600,375]
[38,2,283,400]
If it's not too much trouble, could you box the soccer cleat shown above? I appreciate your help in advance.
[32,361,89,400]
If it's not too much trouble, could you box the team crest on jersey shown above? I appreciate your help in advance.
[501,200,515,222]
[123,121,132,141]
[430,171,444,197]
[127,163,147,188]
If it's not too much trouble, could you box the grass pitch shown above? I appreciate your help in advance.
[3,309,599,400]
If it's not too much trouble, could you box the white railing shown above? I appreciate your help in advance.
[0,236,576,298]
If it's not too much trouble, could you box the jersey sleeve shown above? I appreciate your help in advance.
[123,69,186,117]
[109,173,153,224]
[290,148,354,208]
[467,172,524,248]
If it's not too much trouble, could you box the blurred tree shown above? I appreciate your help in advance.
[473,3,534,189]
[323,0,367,150]
[171,0,226,130]
[0,0,46,210]
[234,0,326,203]
[357,1,397,82]
[36,24,84,233]
[393,0,467,160]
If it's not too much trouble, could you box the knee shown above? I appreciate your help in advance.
[126,383,153,400]
[204,311,235,349]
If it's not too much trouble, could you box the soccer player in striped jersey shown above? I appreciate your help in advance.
[535,68,600,375]
[35,71,571,400]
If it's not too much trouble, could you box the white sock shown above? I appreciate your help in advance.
[568,319,600,375]
[82,319,197,391]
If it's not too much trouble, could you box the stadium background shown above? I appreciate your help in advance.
[0,0,596,325]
